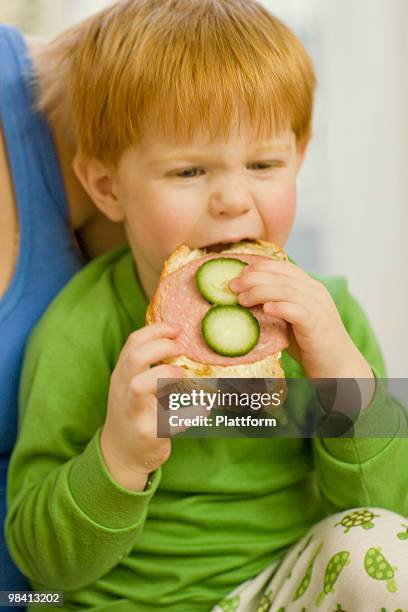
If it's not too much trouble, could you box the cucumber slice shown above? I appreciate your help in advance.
[201,305,260,357]
[196,257,247,305]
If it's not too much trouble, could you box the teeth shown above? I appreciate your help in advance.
[204,238,254,252]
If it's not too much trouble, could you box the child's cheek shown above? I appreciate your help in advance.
[148,204,196,258]
[153,207,191,242]
[263,182,297,245]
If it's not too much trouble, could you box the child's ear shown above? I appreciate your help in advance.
[295,136,310,173]
[72,153,124,222]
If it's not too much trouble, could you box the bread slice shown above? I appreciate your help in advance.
[146,239,288,378]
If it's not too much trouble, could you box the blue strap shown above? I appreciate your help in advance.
[0,24,72,320]
[0,24,84,454]
[0,25,68,214]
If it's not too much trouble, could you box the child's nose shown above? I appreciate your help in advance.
[208,181,252,217]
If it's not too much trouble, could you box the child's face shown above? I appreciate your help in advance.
[112,122,307,300]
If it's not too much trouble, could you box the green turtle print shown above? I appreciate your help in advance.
[396,524,408,540]
[256,588,273,612]
[315,550,351,607]
[286,534,314,581]
[334,509,380,533]
[364,547,397,593]
[291,542,323,601]
[333,605,347,612]
[217,594,240,611]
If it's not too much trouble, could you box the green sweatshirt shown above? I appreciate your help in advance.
[5,246,408,611]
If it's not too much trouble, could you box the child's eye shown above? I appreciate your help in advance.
[248,162,281,171]
[175,167,204,179]
[173,162,283,178]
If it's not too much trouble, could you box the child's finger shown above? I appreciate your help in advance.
[245,260,316,283]
[263,300,310,333]
[123,339,184,378]
[129,364,185,400]
[122,323,182,353]
[230,272,317,301]
[237,282,319,309]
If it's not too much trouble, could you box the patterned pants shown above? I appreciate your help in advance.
[211,508,408,612]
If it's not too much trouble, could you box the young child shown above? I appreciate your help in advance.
[6,1,408,610]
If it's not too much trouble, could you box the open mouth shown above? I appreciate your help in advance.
[204,238,255,253]
[206,243,232,253]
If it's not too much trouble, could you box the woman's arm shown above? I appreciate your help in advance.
[0,123,19,297]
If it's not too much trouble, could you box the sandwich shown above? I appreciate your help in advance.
[146,239,289,379]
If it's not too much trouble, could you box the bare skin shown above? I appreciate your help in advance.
[0,35,127,299]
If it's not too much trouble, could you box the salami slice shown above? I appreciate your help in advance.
[153,253,289,366]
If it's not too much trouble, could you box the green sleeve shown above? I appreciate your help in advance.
[312,283,408,514]
[5,322,161,591]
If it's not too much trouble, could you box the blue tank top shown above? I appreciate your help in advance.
[0,25,85,594]
[0,25,85,466]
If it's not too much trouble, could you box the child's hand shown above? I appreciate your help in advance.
[229,260,374,380]
[100,323,186,491]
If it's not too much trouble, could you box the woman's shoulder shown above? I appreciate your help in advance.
[24,33,50,54]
